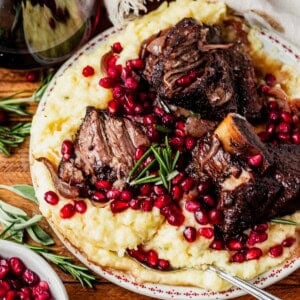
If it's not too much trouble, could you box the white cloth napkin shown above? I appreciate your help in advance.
[103,0,300,49]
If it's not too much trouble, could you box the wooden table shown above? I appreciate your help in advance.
[0,4,299,300]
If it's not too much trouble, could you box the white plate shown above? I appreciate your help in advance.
[36,24,300,300]
[0,240,68,300]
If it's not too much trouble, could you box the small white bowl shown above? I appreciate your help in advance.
[0,240,68,300]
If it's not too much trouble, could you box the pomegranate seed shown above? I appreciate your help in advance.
[282,237,296,247]
[208,209,223,224]
[143,155,155,167]
[181,177,194,192]
[198,227,214,239]
[82,65,95,77]
[268,110,280,122]
[147,250,158,267]
[292,132,300,144]
[269,245,283,257]
[267,100,279,110]
[110,200,129,213]
[203,195,215,207]
[141,198,153,211]
[248,154,263,167]
[247,231,268,245]
[60,203,75,219]
[20,287,31,298]
[177,75,191,86]
[75,200,87,214]
[265,73,276,86]
[175,128,186,137]
[227,240,243,251]
[260,84,270,94]
[153,185,166,195]
[183,226,197,242]
[129,198,141,210]
[281,111,293,123]
[277,121,291,133]
[253,223,268,233]
[134,145,147,161]
[99,77,116,89]
[139,92,148,102]
[26,71,39,82]
[134,104,144,114]
[44,191,59,205]
[167,212,185,226]
[158,259,170,270]
[6,291,17,300]
[245,247,262,260]
[106,189,120,199]
[95,180,112,190]
[210,240,224,250]
[0,280,10,297]
[107,100,120,115]
[197,181,212,194]
[162,114,175,125]
[121,190,132,202]
[112,42,123,53]
[140,184,152,196]
[189,70,198,80]
[92,191,107,202]
[231,252,245,263]
[112,86,124,99]
[185,136,196,150]
[185,200,201,212]
[125,77,138,90]
[172,185,183,201]
[258,131,270,142]
[143,114,157,125]
[61,140,73,160]
[9,257,25,276]
[293,115,300,126]
[194,210,208,225]
[128,247,147,263]
[153,106,165,117]
[107,65,122,79]
[0,265,9,279]
[277,132,290,143]
[172,173,185,185]
[266,123,276,135]
[127,59,144,70]
[107,54,118,69]
[146,126,160,142]
[154,195,171,209]
[121,66,132,81]
[22,269,39,286]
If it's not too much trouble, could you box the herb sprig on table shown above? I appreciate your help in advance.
[0,71,54,155]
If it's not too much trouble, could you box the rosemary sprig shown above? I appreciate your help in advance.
[129,137,180,190]
[271,218,300,226]
[0,122,31,155]
[0,71,54,115]
[25,244,96,288]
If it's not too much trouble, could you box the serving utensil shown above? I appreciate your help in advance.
[129,253,281,300]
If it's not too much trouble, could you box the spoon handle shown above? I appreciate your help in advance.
[208,266,281,300]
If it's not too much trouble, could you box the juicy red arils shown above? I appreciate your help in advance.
[245,247,262,260]
[127,59,144,70]
[26,71,39,82]
[185,200,201,212]
[269,245,283,257]
[129,198,141,210]
[106,189,121,199]
[82,65,95,77]
[267,100,279,110]
[162,114,175,126]
[112,42,123,53]
[154,195,171,209]
[197,181,212,194]
[75,200,87,214]
[22,269,39,286]
[210,240,224,250]
[61,140,73,158]
[134,145,147,161]
[110,200,129,213]
[181,177,194,192]
[282,237,296,247]
[60,203,75,219]
[140,184,152,196]
[171,172,185,185]
[208,209,223,224]
[121,190,132,201]
[175,128,186,137]
[153,185,166,195]
[166,211,185,226]
[95,180,112,191]
[253,223,268,233]
[281,111,293,123]
[177,75,191,86]
[277,121,291,134]
[247,154,263,168]
[158,259,170,270]
[277,132,290,143]
[185,136,196,150]
[172,185,183,201]
[9,257,25,276]
[107,65,122,79]
[99,77,116,89]
[143,114,157,126]
[183,226,197,243]
[92,191,107,202]
[146,126,160,142]
[230,252,245,263]
[203,195,215,207]
[194,210,208,225]
[267,123,276,135]
[0,265,9,279]
[268,110,280,122]
[292,132,300,144]
[147,250,158,267]
[153,106,165,117]
[125,77,139,90]
[247,231,268,245]
[198,227,214,239]
[227,240,243,251]
[141,198,153,212]
[112,86,124,99]
[265,73,276,86]
[44,191,59,205]
[107,100,120,115]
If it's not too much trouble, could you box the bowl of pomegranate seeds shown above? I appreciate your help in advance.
[0,240,68,300]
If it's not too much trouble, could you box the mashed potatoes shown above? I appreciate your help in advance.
[30,0,299,291]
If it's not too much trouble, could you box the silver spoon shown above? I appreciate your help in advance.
[129,254,281,300]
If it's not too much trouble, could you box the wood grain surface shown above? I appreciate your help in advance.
[0,2,299,299]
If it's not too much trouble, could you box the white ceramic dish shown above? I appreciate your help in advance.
[35,24,300,300]
[0,240,68,300]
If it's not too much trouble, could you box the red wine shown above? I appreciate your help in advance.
[0,0,101,69]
